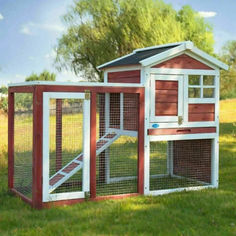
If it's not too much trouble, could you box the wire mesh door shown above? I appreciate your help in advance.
[42,92,90,202]
[149,139,212,192]
[96,93,139,196]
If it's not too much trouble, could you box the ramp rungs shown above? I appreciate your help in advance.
[49,132,120,193]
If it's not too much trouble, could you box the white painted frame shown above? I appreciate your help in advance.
[42,92,90,202]
[147,69,219,129]
[145,134,218,196]
[150,74,183,123]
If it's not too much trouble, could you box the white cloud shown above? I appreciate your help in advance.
[198,11,217,18]
[20,25,32,35]
[15,74,26,79]
[45,50,57,60]
[20,22,65,35]
[0,13,3,20]
[56,70,82,82]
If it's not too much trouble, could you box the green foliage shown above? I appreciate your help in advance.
[25,70,56,82]
[55,0,214,81]
[177,5,214,55]
[220,40,236,99]
[0,97,8,113]
[0,86,8,113]
[14,93,33,111]
[0,86,8,94]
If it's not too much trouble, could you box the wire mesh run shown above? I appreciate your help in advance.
[13,93,33,198]
[150,139,212,191]
[96,93,138,196]
[49,98,84,194]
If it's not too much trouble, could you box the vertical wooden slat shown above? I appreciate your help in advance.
[56,99,62,171]
[138,89,145,194]
[32,86,43,209]
[8,92,14,189]
[90,92,97,198]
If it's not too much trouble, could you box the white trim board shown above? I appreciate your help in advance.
[141,42,228,70]
[149,74,183,123]
[149,133,217,141]
[147,185,214,196]
[42,92,90,202]
[150,68,220,75]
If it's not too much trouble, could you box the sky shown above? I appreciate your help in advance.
[0,0,236,86]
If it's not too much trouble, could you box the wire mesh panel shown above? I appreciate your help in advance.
[14,93,33,198]
[150,139,212,191]
[49,98,84,194]
[96,93,138,196]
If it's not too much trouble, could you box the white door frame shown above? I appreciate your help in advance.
[150,74,184,123]
[42,92,90,202]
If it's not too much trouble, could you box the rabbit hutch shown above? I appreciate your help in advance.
[8,41,228,208]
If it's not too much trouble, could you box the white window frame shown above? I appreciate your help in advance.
[42,92,90,202]
[188,74,216,103]
[150,74,184,123]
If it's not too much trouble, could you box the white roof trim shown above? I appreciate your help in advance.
[133,41,190,53]
[8,81,144,88]
[97,41,191,70]
[140,44,186,67]
[97,51,135,70]
[97,41,228,71]
[190,46,229,70]
[140,41,228,70]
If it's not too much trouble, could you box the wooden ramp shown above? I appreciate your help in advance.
[49,132,120,193]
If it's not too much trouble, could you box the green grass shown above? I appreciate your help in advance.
[0,99,236,235]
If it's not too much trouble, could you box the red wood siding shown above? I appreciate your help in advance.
[152,54,214,70]
[155,80,178,116]
[124,94,139,130]
[188,104,215,122]
[108,70,140,83]
[148,127,216,135]
[173,139,212,183]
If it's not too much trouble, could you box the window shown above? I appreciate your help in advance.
[188,75,215,99]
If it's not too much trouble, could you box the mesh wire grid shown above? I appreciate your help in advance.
[96,93,139,196]
[150,139,212,191]
[13,93,33,198]
[49,98,84,194]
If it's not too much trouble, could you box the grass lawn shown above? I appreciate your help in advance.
[0,99,236,235]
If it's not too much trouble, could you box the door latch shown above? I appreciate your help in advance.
[178,116,183,126]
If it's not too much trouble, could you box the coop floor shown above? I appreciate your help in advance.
[150,175,209,191]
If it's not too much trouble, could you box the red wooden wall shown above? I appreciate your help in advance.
[108,70,140,83]
[107,70,140,131]
[173,139,212,183]
[188,104,215,122]
[152,54,214,70]
[155,80,178,116]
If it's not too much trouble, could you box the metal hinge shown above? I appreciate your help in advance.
[85,90,90,100]
[178,116,183,126]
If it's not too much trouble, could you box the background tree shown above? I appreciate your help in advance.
[0,86,8,94]
[25,70,56,82]
[220,40,236,99]
[55,0,214,81]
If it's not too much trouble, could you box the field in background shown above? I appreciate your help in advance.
[0,99,235,235]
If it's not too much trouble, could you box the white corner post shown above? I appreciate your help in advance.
[143,67,151,195]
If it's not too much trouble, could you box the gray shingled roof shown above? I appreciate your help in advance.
[98,45,178,69]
